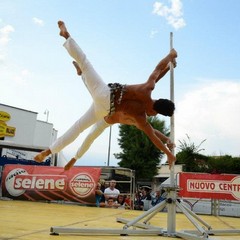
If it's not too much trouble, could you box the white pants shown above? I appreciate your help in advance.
[50,37,111,159]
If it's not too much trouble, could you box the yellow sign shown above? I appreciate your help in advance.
[0,111,15,138]
[0,121,7,138]
[0,121,16,138]
[0,111,11,122]
[5,126,16,136]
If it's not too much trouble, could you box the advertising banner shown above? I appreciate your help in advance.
[179,172,240,201]
[1,164,101,205]
[0,111,16,137]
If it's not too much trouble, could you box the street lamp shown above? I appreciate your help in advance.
[44,109,49,122]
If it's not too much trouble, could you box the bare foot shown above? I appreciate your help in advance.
[58,20,70,39]
[64,158,77,170]
[72,61,82,75]
[34,149,51,162]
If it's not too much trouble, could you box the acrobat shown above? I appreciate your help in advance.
[34,21,177,170]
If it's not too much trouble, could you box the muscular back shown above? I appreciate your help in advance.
[123,82,154,101]
[105,83,156,128]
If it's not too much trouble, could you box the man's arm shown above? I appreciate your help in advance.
[138,121,176,167]
[154,129,176,151]
[146,49,177,89]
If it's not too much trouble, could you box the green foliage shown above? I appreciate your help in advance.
[208,155,240,174]
[176,134,240,174]
[176,134,208,172]
[114,116,169,181]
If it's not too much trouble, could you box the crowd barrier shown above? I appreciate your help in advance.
[0,163,135,207]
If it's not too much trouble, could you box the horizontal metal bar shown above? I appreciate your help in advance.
[50,226,164,236]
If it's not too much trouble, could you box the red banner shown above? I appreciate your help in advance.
[179,172,240,201]
[1,164,101,205]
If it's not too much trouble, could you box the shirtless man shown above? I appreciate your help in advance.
[34,21,177,170]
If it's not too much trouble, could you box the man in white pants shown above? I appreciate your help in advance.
[35,21,177,170]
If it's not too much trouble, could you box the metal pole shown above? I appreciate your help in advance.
[169,33,175,185]
[167,31,176,235]
[107,126,112,166]
[44,109,49,122]
[170,32,175,158]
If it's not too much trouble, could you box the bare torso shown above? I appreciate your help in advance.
[105,83,156,128]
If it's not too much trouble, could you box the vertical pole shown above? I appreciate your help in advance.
[107,126,112,166]
[44,109,49,122]
[169,33,175,185]
[167,32,176,235]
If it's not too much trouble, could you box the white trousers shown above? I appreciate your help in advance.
[50,37,111,159]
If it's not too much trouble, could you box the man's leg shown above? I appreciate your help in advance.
[49,104,98,154]
[75,119,111,159]
[34,149,51,162]
[64,119,111,170]
[73,61,82,75]
[35,104,97,163]
[58,21,109,106]
[35,21,109,163]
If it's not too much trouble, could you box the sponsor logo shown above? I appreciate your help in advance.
[0,111,15,137]
[0,121,7,138]
[5,168,28,196]
[0,111,11,122]
[187,176,240,200]
[5,168,67,197]
[70,173,95,198]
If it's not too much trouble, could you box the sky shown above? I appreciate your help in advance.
[1,0,240,167]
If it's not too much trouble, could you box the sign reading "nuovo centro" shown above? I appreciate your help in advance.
[179,173,240,201]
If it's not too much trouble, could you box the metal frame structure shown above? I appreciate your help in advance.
[50,185,240,239]
[50,33,240,239]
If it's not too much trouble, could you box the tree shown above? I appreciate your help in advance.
[208,155,240,174]
[176,135,240,174]
[176,135,209,172]
[114,116,170,181]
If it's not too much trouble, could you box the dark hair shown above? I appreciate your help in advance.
[153,98,175,116]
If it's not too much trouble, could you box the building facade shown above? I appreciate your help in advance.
[0,103,57,164]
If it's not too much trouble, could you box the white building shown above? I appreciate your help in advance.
[0,103,57,165]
